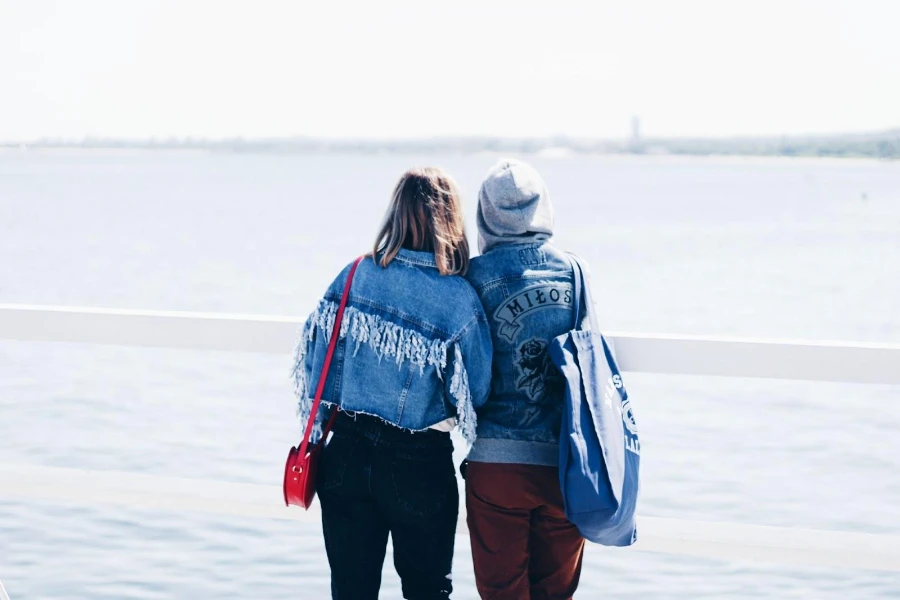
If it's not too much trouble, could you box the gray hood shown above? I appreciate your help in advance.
[477,158,555,253]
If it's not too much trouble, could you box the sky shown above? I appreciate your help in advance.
[1,0,899,141]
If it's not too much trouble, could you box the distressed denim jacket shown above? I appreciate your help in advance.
[292,249,493,444]
[465,242,577,466]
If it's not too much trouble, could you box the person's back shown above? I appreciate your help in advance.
[297,249,489,442]
[464,159,585,600]
[465,242,574,464]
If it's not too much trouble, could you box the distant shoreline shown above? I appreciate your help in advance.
[2,130,898,160]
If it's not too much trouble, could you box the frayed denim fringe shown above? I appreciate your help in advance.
[292,300,477,444]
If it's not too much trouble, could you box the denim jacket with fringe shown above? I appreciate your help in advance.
[292,249,493,445]
[464,242,578,466]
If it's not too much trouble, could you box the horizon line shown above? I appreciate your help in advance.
[2,127,900,147]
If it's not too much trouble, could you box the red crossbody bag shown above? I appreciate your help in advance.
[283,256,363,508]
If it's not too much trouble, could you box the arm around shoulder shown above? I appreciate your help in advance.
[446,311,493,444]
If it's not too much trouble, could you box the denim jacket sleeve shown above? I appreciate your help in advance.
[292,308,326,442]
[445,310,493,443]
[291,266,351,443]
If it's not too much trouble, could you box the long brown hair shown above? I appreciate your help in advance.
[373,167,470,276]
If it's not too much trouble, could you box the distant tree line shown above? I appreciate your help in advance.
[4,130,899,159]
[625,131,900,159]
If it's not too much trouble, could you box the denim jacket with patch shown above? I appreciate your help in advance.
[465,242,577,466]
[292,249,493,445]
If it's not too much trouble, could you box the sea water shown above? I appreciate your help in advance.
[1,150,899,598]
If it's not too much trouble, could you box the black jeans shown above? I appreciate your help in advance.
[318,411,459,600]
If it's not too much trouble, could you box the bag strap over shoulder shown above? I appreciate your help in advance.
[568,253,599,333]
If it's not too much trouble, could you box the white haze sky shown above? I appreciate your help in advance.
[1,0,898,140]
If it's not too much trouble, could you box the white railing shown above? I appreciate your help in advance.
[1,303,899,573]
[2,304,899,384]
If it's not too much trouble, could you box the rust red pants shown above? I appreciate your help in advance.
[465,462,585,600]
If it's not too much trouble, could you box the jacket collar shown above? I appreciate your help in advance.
[394,248,438,268]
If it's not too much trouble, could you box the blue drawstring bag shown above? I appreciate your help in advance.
[549,255,640,546]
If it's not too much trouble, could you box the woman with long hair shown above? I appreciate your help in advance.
[292,167,493,599]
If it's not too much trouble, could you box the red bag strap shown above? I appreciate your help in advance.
[298,256,364,457]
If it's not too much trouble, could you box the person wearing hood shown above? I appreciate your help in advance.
[464,159,586,599]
